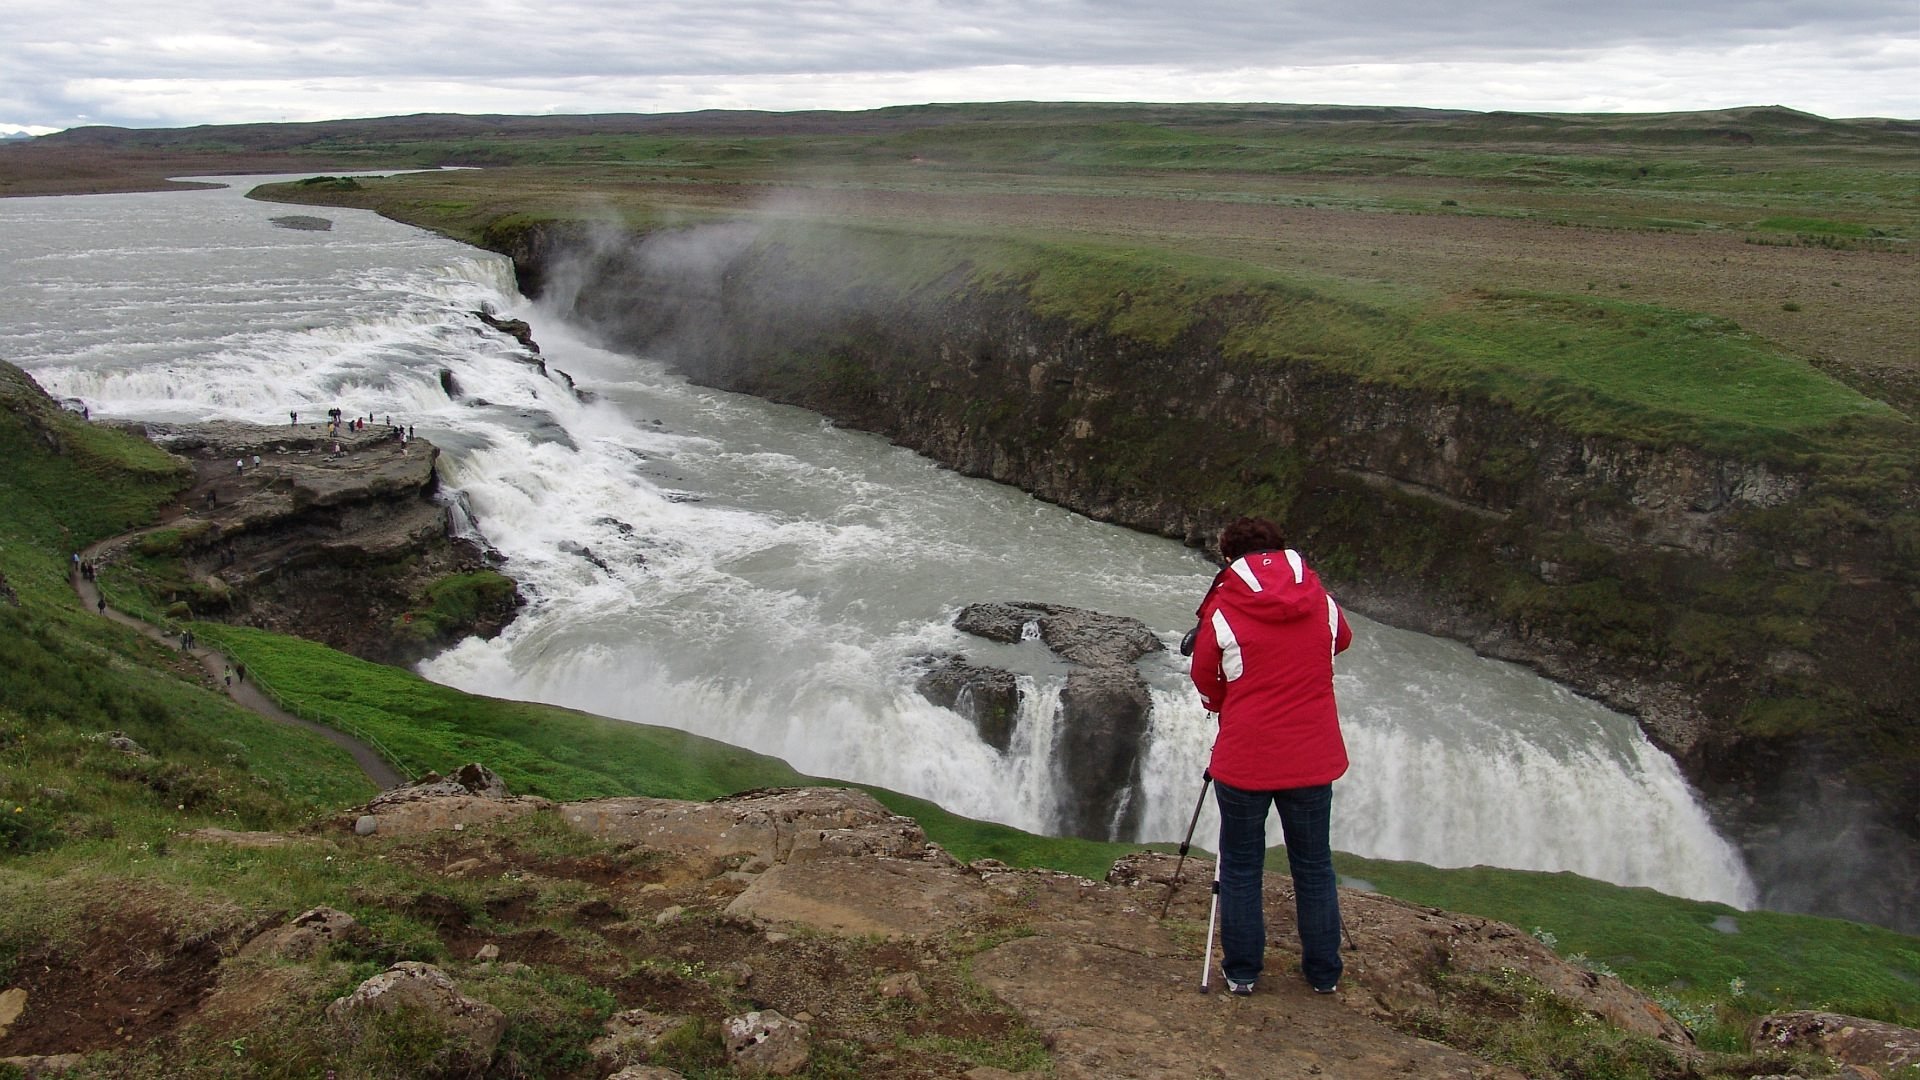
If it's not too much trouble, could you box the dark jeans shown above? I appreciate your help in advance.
[1214,780,1342,990]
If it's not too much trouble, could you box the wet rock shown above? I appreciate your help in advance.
[1055,666,1152,839]
[269,215,332,231]
[722,1009,809,1075]
[439,368,463,399]
[954,601,1161,667]
[952,601,1161,836]
[914,654,1022,751]
[475,309,541,354]
[325,961,507,1076]
[559,540,611,571]
[1749,1011,1920,1072]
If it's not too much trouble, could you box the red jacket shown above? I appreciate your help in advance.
[1189,549,1353,791]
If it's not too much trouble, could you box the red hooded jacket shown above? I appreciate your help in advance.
[1189,549,1353,791]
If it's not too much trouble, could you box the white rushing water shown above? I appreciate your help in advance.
[0,176,1757,907]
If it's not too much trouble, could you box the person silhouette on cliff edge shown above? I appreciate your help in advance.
[1188,515,1353,997]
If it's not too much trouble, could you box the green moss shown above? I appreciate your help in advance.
[390,569,517,643]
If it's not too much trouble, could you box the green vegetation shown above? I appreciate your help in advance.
[389,568,518,646]
[1335,852,1920,1039]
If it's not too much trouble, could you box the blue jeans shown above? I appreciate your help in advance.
[1214,780,1342,990]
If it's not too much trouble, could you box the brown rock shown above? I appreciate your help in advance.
[588,1008,689,1072]
[561,787,938,874]
[722,1009,809,1075]
[1750,1011,1920,1072]
[0,1054,85,1079]
[725,856,994,939]
[325,961,507,1076]
[0,988,26,1039]
[238,906,357,961]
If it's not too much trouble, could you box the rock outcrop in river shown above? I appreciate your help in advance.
[922,601,1163,839]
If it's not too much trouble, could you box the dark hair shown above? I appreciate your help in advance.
[1219,517,1286,563]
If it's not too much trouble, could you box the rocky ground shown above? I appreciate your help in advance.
[3,769,1908,1079]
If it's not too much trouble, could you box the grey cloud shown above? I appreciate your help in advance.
[2,0,1914,128]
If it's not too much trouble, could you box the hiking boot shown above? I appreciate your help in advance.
[1312,982,1338,995]
[1228,979,1255,996]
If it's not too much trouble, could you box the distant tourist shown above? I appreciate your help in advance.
[235,458,244,474]
[290,410,298,425]
[252,454,261,469]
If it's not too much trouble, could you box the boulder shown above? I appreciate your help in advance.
[239,906,357,961]
[1055,666,1152,839]
[0,987,25,1039]
[722,1009,809,1075]
[104,731,147,755]
[354,763,549,836]
[950,601,1163,838]
[588,1008,689,1073]
[1749,1011,1920,1073]
[954,601,1161,667]
[914,654,1022,751]
[325,961,507,1077]
[474,309,541,354]
[0,1054,84,1079]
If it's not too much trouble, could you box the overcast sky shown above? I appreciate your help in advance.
[3,0,1915,135]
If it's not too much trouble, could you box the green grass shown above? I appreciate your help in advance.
[1335,851,1920,1032]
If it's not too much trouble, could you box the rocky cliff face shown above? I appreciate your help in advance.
[101,419,521,666]
[489,220,1918,932]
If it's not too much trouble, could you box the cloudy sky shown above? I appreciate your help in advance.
[3,0,1915,135]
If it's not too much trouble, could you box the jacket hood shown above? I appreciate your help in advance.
[1215,550,1326,624]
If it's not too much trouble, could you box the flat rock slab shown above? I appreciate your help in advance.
[725,856,995,939]
[354,794,547,836]
[561,787,934,872]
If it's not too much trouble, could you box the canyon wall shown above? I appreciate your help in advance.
[486,219,1918,930]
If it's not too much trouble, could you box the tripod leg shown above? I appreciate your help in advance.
[1199,857,1221,993]
[1158,771,1212,920]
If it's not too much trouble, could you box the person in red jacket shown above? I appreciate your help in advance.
[1189,516,1353,995]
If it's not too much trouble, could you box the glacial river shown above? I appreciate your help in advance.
[0,175,1757,906]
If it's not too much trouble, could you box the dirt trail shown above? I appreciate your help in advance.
[69,547,406,793]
